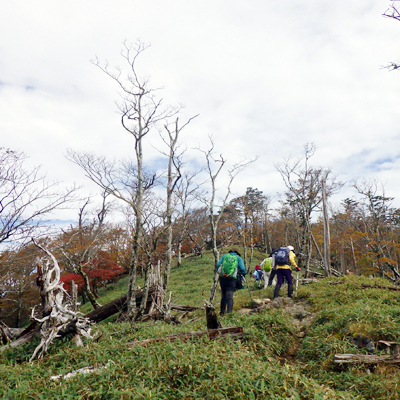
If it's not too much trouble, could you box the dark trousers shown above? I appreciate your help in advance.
[268,269,277,286]
[219,276,236,314]
[273,269,293,298]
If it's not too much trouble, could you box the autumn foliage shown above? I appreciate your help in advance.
[60,251,124,295]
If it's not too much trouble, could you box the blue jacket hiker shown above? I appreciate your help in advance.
[252,265,264,281]
[216,248,246,315]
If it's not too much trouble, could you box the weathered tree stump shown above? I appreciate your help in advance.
[204,301,222,329]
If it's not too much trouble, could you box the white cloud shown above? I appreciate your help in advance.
[1,0,400,223]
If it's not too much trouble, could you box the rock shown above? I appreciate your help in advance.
[347,334,376,354]
[237,308,253,315]
[252,298,271,306]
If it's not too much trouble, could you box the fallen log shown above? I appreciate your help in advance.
[1,287,200,353]
[0,327,39,352]
[308,270,325,277]
[361,283,400,292]
[84,293,129,323]
[50,360,114,381]
[298,278,318,284]
[0,323,26,344]
[127,326,244,347]
[335,353,400,364]
[83,287,158,323]
[83,289,200,323]
[171,304,204,312]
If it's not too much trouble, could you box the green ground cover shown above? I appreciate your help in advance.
[1,249,399,399]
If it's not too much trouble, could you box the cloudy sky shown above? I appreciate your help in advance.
[1,1,400,221]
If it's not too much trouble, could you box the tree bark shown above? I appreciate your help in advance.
[322,179,331,277]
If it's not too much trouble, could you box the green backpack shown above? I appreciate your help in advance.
[218,253,238,278]
[262,257,273,272]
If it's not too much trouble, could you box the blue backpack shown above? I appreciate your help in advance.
[275,247,290,266]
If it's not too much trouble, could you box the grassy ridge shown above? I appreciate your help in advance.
[0,250,400,399]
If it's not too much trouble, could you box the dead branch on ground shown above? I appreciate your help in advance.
[361,283,400,292]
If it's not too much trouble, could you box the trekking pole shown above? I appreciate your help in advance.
[295,270,299,297]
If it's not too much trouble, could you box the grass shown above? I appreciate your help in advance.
[0,249,400,399]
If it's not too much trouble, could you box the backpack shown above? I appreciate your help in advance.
[262,257,273,272]
[218,253,238,278]
[275,247,290,266]
[255,270,264,280]
[235,272,244,290]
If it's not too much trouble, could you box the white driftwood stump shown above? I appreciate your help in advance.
[30,240,93,362]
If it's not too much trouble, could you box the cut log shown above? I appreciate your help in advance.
[127,326,244,347]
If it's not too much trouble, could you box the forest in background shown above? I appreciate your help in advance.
[1,142,399,328]
[2,2,400,329]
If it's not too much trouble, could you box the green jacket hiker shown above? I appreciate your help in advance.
[216,249,246,315]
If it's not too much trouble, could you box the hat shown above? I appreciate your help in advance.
[229,248,241,257]
[287,245,294,251]
[255,265,261,270]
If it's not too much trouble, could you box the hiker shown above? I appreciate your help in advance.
[266,248,279,288]
[252,265,264,287]
[273,245,300,299]
[216,248,246,315]
[260,247,278,288]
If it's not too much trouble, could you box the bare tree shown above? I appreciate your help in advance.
[197,137,256,302]
[353,179,400,281]
[56,192,112,310]
[68,41,191,320]
[0,148,78,245]
[276,143,343,276]
[173,171,201,266]
[160,116,197,291]
[130,192,165,318]
[383,3,400,70]
[230,187,269,272]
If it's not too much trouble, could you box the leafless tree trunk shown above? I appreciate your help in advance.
[161,116,197,291]
[322,179,331,277]
[57,194,111,310]
[68,41,178,320]
[276,143,342,277]
[197,137,255,302]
